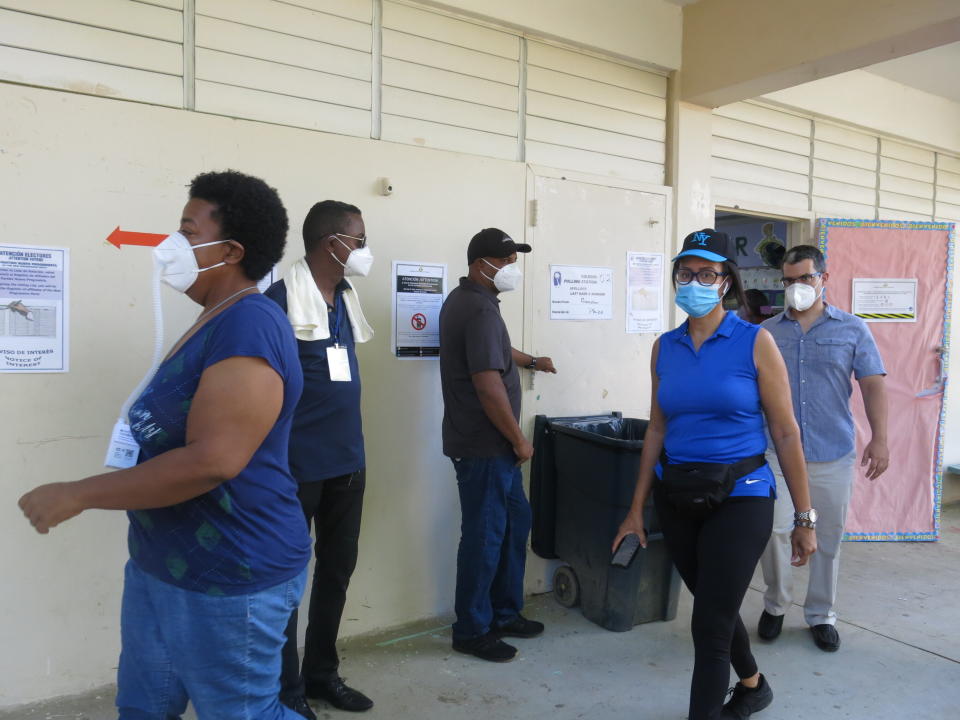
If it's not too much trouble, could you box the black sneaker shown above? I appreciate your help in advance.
[281,695,318,720]
[810,623,841,652]
[757,611,784,640]
[495,614,544,638]
[721,673,773,719]
[452,632,518,662]
[304,675,374,712]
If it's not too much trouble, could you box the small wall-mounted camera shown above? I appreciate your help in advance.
[380,177,393,196]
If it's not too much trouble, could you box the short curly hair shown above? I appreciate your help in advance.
[188,170,288,281]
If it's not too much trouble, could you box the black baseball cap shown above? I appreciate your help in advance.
[673,228,736,264]
[467,228,531,264]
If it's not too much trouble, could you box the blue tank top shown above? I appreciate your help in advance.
[656,311,775,498]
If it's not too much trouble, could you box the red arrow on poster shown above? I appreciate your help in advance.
[107,227,166,249]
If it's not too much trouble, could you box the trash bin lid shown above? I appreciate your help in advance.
[547,415,647,449]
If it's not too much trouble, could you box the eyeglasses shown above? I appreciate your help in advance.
[333,232,367,249]
[675,267,728,286]
[780,272,822,287]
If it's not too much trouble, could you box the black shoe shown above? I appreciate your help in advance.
[757,611,784,641]
[452,632,518,662]
[305,676,374,712]
[495,614,544,638]
[721,673,774,719]
[810,623,841,651]
[282,695,318,720]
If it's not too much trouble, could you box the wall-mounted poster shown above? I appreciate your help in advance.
[0,244,69,372]
[392,261,447,357]
[625,252,663,334]
[852,278,918,322]
[550,264,614,320]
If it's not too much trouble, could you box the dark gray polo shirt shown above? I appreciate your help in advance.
[439,277,521,458]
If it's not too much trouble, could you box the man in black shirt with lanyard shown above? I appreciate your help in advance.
[439,228,557,662]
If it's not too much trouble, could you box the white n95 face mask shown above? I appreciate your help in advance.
[153,232,229,293]
[331,237,374,277]
[785,282,819,312]
[482,258,522,292]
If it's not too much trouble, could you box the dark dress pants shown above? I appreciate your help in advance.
[280,469,365,701]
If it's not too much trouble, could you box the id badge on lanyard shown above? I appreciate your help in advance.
[327,296,351,381]
[105,418,140,469]
[327,344,351,381]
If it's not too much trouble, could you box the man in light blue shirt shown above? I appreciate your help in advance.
[757,245,889,653]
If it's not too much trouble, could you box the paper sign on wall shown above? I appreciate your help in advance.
[852,278,917,322]
[626,252,663,334]
[0,244,69,372]
[550,264,614,320]
[392,261,447,357]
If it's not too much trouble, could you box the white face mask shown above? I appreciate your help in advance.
[331,236,374,277]
[785,282,820,312]
[153,232,229,293]
[481,258,522,293]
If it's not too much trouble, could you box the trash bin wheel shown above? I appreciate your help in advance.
[553,565,580,608]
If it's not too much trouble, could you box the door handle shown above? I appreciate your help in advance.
[917,346,946,398]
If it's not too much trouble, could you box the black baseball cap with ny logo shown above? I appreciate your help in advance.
[672,228,737,264]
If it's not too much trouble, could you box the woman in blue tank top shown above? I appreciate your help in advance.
[614,229,818,720]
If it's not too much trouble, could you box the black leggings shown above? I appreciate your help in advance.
[654,489,774,720]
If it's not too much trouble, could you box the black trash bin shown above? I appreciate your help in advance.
[531,413,681,632]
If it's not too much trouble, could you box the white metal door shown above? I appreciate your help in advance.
[521,169,670,591]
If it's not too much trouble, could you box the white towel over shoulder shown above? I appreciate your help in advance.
[284,257,374,343]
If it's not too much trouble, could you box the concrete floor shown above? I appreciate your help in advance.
[5,504,960,720]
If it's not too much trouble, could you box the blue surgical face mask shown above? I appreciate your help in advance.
[675,282,725,318]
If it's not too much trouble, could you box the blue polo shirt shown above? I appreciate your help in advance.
[762,303,886,463]
[656,311,775,498]
[265,279,365,482]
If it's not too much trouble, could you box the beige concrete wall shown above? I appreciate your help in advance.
[764,69,960,156]
[682,0,960,106]
[0,81,529,707]
[422,0,683,69]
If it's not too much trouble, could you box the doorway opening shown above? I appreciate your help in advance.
[714,209,807,324]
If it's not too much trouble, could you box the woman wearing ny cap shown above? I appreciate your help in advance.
[613,229,817,720]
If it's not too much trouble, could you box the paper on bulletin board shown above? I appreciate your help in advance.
[392,261,447,357]
[852,278,917,322]
[550,264,614,320]
[0,243,69,372]
[626,251,663,333]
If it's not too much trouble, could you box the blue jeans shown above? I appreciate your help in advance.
[116,560,307,719]
[451,454,532,640]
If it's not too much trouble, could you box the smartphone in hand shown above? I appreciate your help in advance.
[611,532,643,568]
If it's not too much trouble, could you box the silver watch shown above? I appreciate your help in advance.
[794,508,818,528]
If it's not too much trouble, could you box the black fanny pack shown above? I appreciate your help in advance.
[658,452,767,513]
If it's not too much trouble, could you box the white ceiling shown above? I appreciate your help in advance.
[863,42,960,104]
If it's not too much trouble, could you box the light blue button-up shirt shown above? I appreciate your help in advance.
[762,303,886,463]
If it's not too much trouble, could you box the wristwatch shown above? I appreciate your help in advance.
[526,356,538,369]
[794,508,818,529]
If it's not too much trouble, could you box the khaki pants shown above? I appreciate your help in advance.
[759,449,856,626]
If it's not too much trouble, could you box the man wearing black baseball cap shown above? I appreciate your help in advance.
[439,228,556,662]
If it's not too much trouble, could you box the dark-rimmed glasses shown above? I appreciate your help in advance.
[780,272,821,287]
[333,232,367,249]
[675,267,728,286]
